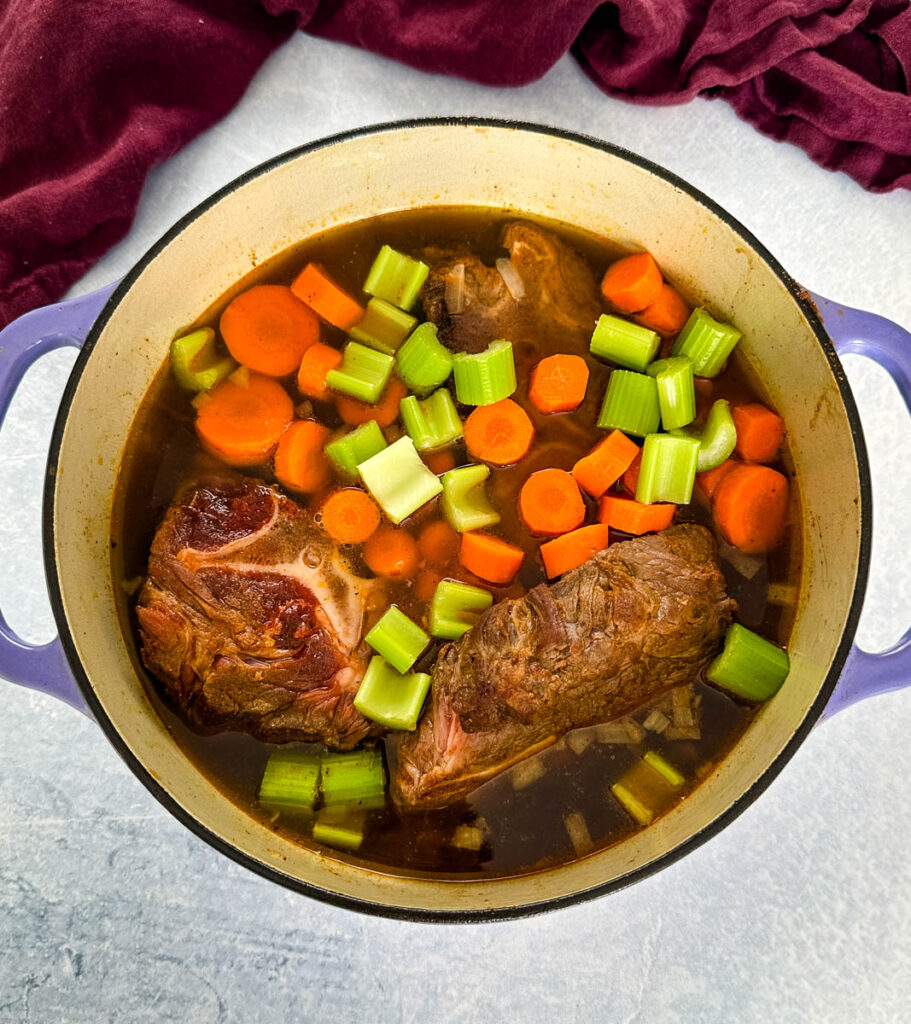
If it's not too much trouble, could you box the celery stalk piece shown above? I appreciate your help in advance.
[325,420,387,477]
[671,307,741,378]
[452,340,517,406]
[349,297,417,354]
[364,245,430,310]
[325,341,394,404]
[364,606,430,674]
[257,748,320,812]
[170,327,236,392]
[635,433,700,505]
[357,435,443,524]
[670,398,737,472]
[399,389,463,451]
[590,314,660,372]
[642,751,685,788]
[320,748,386,810]
[597,370,660,437]
[646,356,696,430]
[396,322,454,395]
[430,579,493,639]
[706,623,790,701]
[353,656,432,731]
[440,464,500,532]
[610,783,654,826]
[312,808,366,851]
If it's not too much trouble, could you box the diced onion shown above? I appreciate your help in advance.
[665,725,701,741]
[672,686,696,728]
[567,730,595,755]
[625,719,647,743]
[445,263,465,314]
[643,709,670,734]
[496,257,525,301]
[453,824,486,851]
[717,537,764,580]
[564,812,594,857]
[511,756,545,790]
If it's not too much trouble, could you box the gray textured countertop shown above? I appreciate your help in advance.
[2,34,910,1023]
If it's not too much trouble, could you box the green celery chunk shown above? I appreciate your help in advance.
[325,341,394,404]
[452,340,516,406]
[364,245,430,310]
[312,808,366,851]
[353,655,432,731]
[430,579,493,639]
[706,623,790,701]
[610,783,654,826]
[358,435,443,524]
[349,297,417,354]
[170,328,236,392]
[320,748,386,810]
[325,420,387,477]
[597,370,660,437]
[672,307,741,378]
[646,356,696,430]
[635,433,700,504]
[396,322,454,395]
[590,314,660,372]
[643,751,685,788]
[440,464,500,533]
[399,389,463,451]
[364,606,429,674]
[257,747,320,812]
[670,398,737,472]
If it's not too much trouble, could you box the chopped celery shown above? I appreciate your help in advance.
[353,655,432,731]
[325,420,387,476]
[396,322,453,395]
[635,433,700,504]
[646,356,696,430]
[706,623,790,701]
[325,341,394,404]
[357,436,443,524]
[440,464,500,532]
[610,783,654,826]
[364,606,429,674]
[313,808,365,851]
[170,328,236,392]
[643,751,685,788]
[349,297,417,354]
[399,389,463,451]
[670,398,737,472]
[452,340,516,406]
[364,245,430,310]
[671,307,741,378]
[257,747,320,812]
[597,370,660,437]
[320,748,386,809]
[430,579,493,639]
[590,314,660,372]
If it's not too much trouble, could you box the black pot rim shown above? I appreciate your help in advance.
[42,116,872,924]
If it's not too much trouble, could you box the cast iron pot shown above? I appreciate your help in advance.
[1,120,909,922]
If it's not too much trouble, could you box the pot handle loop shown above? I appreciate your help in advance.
[811,292,911,718]
[0,284,116,716]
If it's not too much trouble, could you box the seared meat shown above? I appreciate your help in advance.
[136,475,378,748]
[393,525,734,809]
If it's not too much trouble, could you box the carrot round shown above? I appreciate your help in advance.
[572,430,640,499]
[464,398,535,467]
[621,450,642,496]
[460,532,524,586]
[220,285,319,377]
[336,377,407,427]
[713,464,789,554]
[273,420,331,494]
[732,403,785,463]
[528,354,589,414]
[320,488,381,544]
[416,569,443,602]
[696,458,739,500]
[600,252,662,313]
[423,449,457,475]
[417,519,459,564]
[291,263,364,331]
[196,373,293,466]
[297,342,343,401]
[597,495,675,535]
[364,527,419,578]
[518,468,585,536]
[633,284,691,335]
[540,524,610,579]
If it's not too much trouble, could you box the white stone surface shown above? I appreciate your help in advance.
[2,33,910,1023]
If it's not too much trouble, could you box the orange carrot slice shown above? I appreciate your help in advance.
[528,354,589,414]
[633,284,691,335]
[460,532,525,585]
[518,469,585,536]
[364,527,419,578]
[572,430,640,499]
[713,464,789,553]
[196,373,293,466]
[696,458,739,500]
[732,403,785,463]
[320,489,381,544]
[336,377,407,427]
[291,263,364,331]
[597,495,675,535]
[219,285,320,378]
[464,398,535,466]
[600,253,662,313]
[417,520,460,564]
[297,342,343,401]
[273,420,331,493]
[540,524,611,578]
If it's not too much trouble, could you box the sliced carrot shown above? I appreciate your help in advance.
[320,488,381,544]
[696,458,739,500]
[416,569,443,602]
[572,430,640,499]
[713,464,789,554]
[273,420,331,493]
[336,377,407,427]
[463,399,535,467]
[633,283,691,335]
[528,354,589,414]
[364,527,419,579]
[540,524,611,578]
[417,519,460,564]
[518,469,585,537]
[219,285,320,378]
[196,373,293,466]
[297,342,343,401]
[621,450,642,496]
[423,449,457,475]
[732,403,785,463]
[597,495,675,535]
[460,533,525,586]
[291,263,364,331]
[600,252,662,313]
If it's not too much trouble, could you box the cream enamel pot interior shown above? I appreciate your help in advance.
[2,119,910,922]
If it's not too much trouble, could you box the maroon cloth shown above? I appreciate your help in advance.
[1,0,909,327]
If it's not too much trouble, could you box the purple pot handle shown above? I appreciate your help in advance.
[0,284,117,717]
[810,292,911,718]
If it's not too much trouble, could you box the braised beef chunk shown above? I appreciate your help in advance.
[393,525,734,809]
[137,475,378,748]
